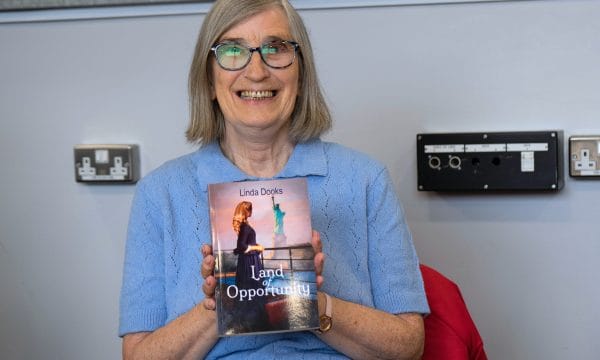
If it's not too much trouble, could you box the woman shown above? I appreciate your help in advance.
[119,0,429,359]
[232,201,263,278]
[231,201,268,332]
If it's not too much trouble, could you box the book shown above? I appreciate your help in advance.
[208,177,319,336]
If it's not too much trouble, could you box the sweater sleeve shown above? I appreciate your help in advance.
[367,167,430,315]
[119,179,167,336]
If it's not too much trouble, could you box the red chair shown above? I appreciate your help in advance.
[420,264,488,360]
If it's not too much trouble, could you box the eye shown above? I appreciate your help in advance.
[218,44,245,57]
[262,41,289,55]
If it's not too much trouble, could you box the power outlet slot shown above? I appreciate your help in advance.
[569,136,600,177]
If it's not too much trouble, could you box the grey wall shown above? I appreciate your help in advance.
[1,0,599,359]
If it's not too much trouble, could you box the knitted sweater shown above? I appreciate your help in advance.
[119,139,429,359]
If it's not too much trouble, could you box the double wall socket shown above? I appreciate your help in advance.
[74,144,140,183]
[569,136,600,177]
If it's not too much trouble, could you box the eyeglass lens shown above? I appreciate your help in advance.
[214,41,297,70]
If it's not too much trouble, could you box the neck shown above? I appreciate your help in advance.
[220,130,294,178]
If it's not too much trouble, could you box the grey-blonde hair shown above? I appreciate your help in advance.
[186,0,331,145]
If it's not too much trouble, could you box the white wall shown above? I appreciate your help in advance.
[1,0,599,359]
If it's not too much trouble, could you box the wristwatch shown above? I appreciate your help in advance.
[316,293,332,334]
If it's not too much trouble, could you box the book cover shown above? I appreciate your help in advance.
[208,177,319,336]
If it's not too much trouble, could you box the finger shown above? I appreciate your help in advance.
[201,244,213,258]
[201,254,215,279]
[313,244,325,289]
[311,230,322,254]
[314,252,324,276]
[202,275,216,297]
[203,297,216,311]
[200,244,217,311]
[315,274,324,289]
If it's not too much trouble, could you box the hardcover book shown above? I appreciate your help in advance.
[208,177,319,336]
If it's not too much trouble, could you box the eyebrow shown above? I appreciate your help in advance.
[217,35,289,45]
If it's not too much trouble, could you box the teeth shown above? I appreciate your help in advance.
[240,90,274,99]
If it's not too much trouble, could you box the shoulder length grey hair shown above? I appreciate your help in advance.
[187,0,331,145]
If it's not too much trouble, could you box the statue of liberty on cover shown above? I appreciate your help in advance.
[272,195,286,235]
[270,196,287,259]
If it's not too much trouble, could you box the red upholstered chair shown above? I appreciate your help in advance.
[420,264,488,360]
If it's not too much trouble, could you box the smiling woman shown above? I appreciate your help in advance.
[119,0,430,359]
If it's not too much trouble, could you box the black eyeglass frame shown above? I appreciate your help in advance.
[210,40,300,71]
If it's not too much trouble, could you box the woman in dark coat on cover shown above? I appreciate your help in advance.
[232,201,263,288]
[232,201,268,330]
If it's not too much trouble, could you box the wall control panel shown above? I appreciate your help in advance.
[417,131,563,191]
[74,144,139,183]
[569,136,600,177]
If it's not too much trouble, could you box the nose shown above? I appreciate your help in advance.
[244,49,270,81]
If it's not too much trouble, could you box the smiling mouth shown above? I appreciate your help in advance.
[239,90,276,100]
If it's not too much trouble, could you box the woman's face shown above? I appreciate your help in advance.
[211,7,299,137]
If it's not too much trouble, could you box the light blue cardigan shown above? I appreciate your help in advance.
[119,139,429,359]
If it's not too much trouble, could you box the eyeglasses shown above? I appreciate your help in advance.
[211,40,299,71]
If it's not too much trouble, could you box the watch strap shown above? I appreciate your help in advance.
[324,293,332,317]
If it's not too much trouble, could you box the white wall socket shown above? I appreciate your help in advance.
[77,157,97,177]
[110,156,128,177]
[569,136,600,177]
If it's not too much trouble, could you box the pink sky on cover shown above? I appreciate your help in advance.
[208,178,312,250]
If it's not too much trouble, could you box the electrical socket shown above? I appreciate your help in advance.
[110,156,129,178]
[569,136,600,177]
[77,157,97,177]
[74,144,139,183]
[574,149,596,171]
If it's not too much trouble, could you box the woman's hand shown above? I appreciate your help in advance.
[201,244,217,311]
[122,245,220,359]
[308,231,423,359]
[312,230,324,289]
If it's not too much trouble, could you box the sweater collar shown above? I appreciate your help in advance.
[194,139,328,190]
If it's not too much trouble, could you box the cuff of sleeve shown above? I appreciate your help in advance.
[119,308,167,337]
[377,290,430,315]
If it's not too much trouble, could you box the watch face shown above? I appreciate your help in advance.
[319,315,332,332]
